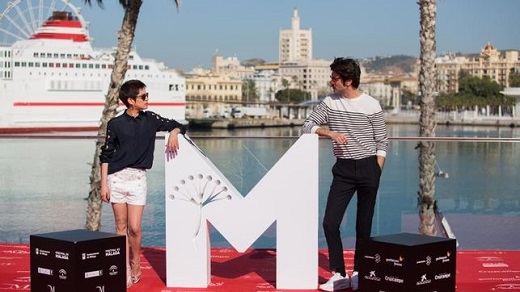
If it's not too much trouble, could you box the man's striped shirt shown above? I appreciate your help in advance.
[302,93,388,160]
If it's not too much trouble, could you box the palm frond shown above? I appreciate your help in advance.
[82,0,104,8]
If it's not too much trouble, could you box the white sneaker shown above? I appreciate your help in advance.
[319,272,350,291]
[351,271,359,291]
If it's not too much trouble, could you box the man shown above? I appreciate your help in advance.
[100,79,186,288]
[302,57,388,291]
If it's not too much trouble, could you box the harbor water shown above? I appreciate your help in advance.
[0,124,519,250]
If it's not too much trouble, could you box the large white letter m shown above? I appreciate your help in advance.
[165,134,318,289]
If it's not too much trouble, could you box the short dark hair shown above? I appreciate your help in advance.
[330,57,361,88]
[119,79,146,107]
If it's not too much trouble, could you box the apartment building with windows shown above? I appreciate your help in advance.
[277,8,331,100]
[185,72,242,118]
[251,70,283,103]
[279,59,332,100]
[436,43,520,93]
[279,8,312,64]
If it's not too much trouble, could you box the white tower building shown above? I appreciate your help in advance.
[279,8,312,64]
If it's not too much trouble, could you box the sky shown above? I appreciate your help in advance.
[3,0,520,70]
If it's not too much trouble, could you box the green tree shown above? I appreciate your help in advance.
[83,0,181,231]
[459,75,501,98]
[242,79,259,102]
[417,0,438,236]
[401,88,417,107]
[281,78,290,89]
[509,70,520,87]
[436,75,514,112]
[275,89,310,103]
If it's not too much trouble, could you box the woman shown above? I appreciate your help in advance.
[100,79,186,287]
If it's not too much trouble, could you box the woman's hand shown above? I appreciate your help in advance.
[166,129,181,160]
[100,183,110,203]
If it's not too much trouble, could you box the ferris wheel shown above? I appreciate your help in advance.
[0,0,88,46]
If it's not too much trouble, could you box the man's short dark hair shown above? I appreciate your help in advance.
[119,79,146,107]
[330,57,361,88]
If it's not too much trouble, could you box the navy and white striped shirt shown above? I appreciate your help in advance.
[302,93,388,160]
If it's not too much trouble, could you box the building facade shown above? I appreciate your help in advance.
[185,72,242,118]
[279,59,332,100]
[279,8,312,64]
[436,43,520,93]
[212,54,255,80]
[251,69,283,103]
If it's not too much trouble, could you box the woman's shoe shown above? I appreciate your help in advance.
[131,260,141,284]
[126,266,133,288]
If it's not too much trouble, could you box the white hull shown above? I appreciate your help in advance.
[0,8,185,133]
[0,69,186,131]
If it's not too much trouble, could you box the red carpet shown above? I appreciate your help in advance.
[1,244,519,291]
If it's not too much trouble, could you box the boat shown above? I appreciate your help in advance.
[0,0,186,133]
[187,118,221,129]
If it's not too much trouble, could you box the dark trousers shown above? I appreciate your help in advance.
[323,156,382,274]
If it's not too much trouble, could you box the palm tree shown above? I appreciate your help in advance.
[417,0,438,236]
[83,0,180,231]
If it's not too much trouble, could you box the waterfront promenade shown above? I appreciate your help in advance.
[188,111,520,129]
[385,110,520,127]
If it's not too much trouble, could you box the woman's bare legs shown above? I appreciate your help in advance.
[112,201,145,284]
[112,203,132,287]
[128,204,144,282]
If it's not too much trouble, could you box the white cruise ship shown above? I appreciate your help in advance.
[0,1,185,133]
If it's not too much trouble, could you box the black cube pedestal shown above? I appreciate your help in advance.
[358,232,456,292]
[30,229,126,292]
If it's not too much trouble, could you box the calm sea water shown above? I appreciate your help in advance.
[0,124,518,249]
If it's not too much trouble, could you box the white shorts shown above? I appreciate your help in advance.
[108,168,147,205]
